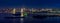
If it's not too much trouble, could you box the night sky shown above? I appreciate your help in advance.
[0,0,60,8]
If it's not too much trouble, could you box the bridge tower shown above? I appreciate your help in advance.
[21,8,24,17]
[12,8,16,14]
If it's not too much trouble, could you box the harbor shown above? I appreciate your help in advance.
[0,8,60,23]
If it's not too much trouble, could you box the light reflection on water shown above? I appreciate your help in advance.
[20,18,24,23]
[0,13,60,23]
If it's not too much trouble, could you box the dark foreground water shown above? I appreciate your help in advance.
[0,13,60,23]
